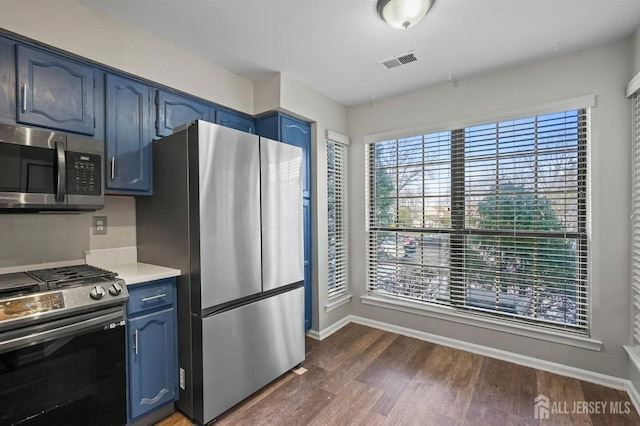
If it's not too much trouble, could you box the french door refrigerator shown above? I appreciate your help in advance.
[136,120,305,424]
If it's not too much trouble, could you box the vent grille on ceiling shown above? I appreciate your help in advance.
[378,52,418,70]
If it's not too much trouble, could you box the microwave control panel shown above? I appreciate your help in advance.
[67,151,102,195]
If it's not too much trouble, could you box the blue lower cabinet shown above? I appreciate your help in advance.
[126,278,177,423]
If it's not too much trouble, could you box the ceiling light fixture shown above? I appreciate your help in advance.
[377,0,436,30]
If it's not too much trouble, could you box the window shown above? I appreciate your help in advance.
[328,134,349,301]
[366,109,588,333]
[632,90,640,349]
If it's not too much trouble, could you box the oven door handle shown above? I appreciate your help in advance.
[0,309,123,355]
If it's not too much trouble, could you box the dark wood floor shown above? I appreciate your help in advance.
[156,323,640,425]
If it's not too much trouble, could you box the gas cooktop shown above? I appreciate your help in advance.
[0,264,128,329]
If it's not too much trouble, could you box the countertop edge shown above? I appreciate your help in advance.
[101,262,181,286]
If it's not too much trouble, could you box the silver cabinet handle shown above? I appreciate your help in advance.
[141,293,167,302]
[22,84,27,112]
[110,157,115,180]
[134,329,139,355]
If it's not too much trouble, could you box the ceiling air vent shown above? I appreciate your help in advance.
[378,51,418,70]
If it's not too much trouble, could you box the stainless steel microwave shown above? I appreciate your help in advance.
[0,123,104,212]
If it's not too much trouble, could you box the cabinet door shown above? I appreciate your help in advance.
[16,45,95,135]
[128,308,176,420]
[105,74,152,194]
[303,197,312,330]
[216,109,254,134]
[156,90,214,137]
[280,116,311,198]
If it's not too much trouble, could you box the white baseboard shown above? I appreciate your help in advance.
[627,379,640,418]
[349,315,628,391]
[305,315,352,341]
[312,315,636,403]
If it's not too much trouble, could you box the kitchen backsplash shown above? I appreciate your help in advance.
[0,196,136,268]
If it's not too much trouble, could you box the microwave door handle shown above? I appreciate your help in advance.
[55,140,66,203]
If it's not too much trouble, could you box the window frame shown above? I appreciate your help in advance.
[327,131,351,308]
[364,101,591,337]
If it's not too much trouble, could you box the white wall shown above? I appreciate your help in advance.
[348,39,633,378]
[633,26,640,76]
[255,72,349,331]
[0,0,253,113]
[0,196,135,268]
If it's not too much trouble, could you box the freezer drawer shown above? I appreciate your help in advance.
[196,287,304,424]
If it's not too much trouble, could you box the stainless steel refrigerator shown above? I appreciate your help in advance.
[136,120,305,424]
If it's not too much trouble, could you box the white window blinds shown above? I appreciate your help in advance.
[327,133,349,301]
[366,108,588,333]
[632,90,640,347]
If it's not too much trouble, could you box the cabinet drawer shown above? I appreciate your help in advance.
[127,279,175,315]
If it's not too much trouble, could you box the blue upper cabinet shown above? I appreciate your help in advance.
[256,113,311,198]
[15,45,95,135]
[105,73,152,195]
[156,90,215,137]
[216,108,254,134]
[281,116,311,198]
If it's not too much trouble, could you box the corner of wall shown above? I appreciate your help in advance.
[253,73,282,116]
[633,25,640,76]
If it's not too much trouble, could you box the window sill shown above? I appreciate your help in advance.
[625,345,640,372]
[360,294,603,351]
[325,294,353,312]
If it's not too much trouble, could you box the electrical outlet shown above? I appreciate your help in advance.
[92,216,107,235]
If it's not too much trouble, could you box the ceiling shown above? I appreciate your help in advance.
[80,0,640,107]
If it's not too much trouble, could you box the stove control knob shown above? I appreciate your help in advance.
[109,282,123,296]
[90,286,106,300]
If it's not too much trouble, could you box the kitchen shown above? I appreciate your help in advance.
[2,0,640,425]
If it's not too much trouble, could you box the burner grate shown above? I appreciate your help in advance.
[27,265,117,287]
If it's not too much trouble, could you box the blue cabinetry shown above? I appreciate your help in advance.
[105,74,152,194]
[15,45,95,135]
[257,113,312,330]
[126,278,177,423]
[216,108,254,134]
[156,90,215,137]
[0,32,262,196]
[257,114,311,197]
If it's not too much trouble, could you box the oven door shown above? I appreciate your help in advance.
[0,306,127,426]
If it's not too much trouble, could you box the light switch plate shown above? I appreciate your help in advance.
[93,216,107,235]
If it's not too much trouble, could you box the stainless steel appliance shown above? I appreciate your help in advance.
[0,264,128,425]
[136,120,305,424]
[0,123,104,212]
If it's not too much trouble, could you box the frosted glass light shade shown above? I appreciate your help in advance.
[377,0,435,29]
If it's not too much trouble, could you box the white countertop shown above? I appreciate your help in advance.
[105,262,180,285]
[85,247,180,286]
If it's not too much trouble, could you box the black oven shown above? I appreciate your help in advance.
[0,265,129,426]
[0,306,127,426]
[0,123,104,212]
